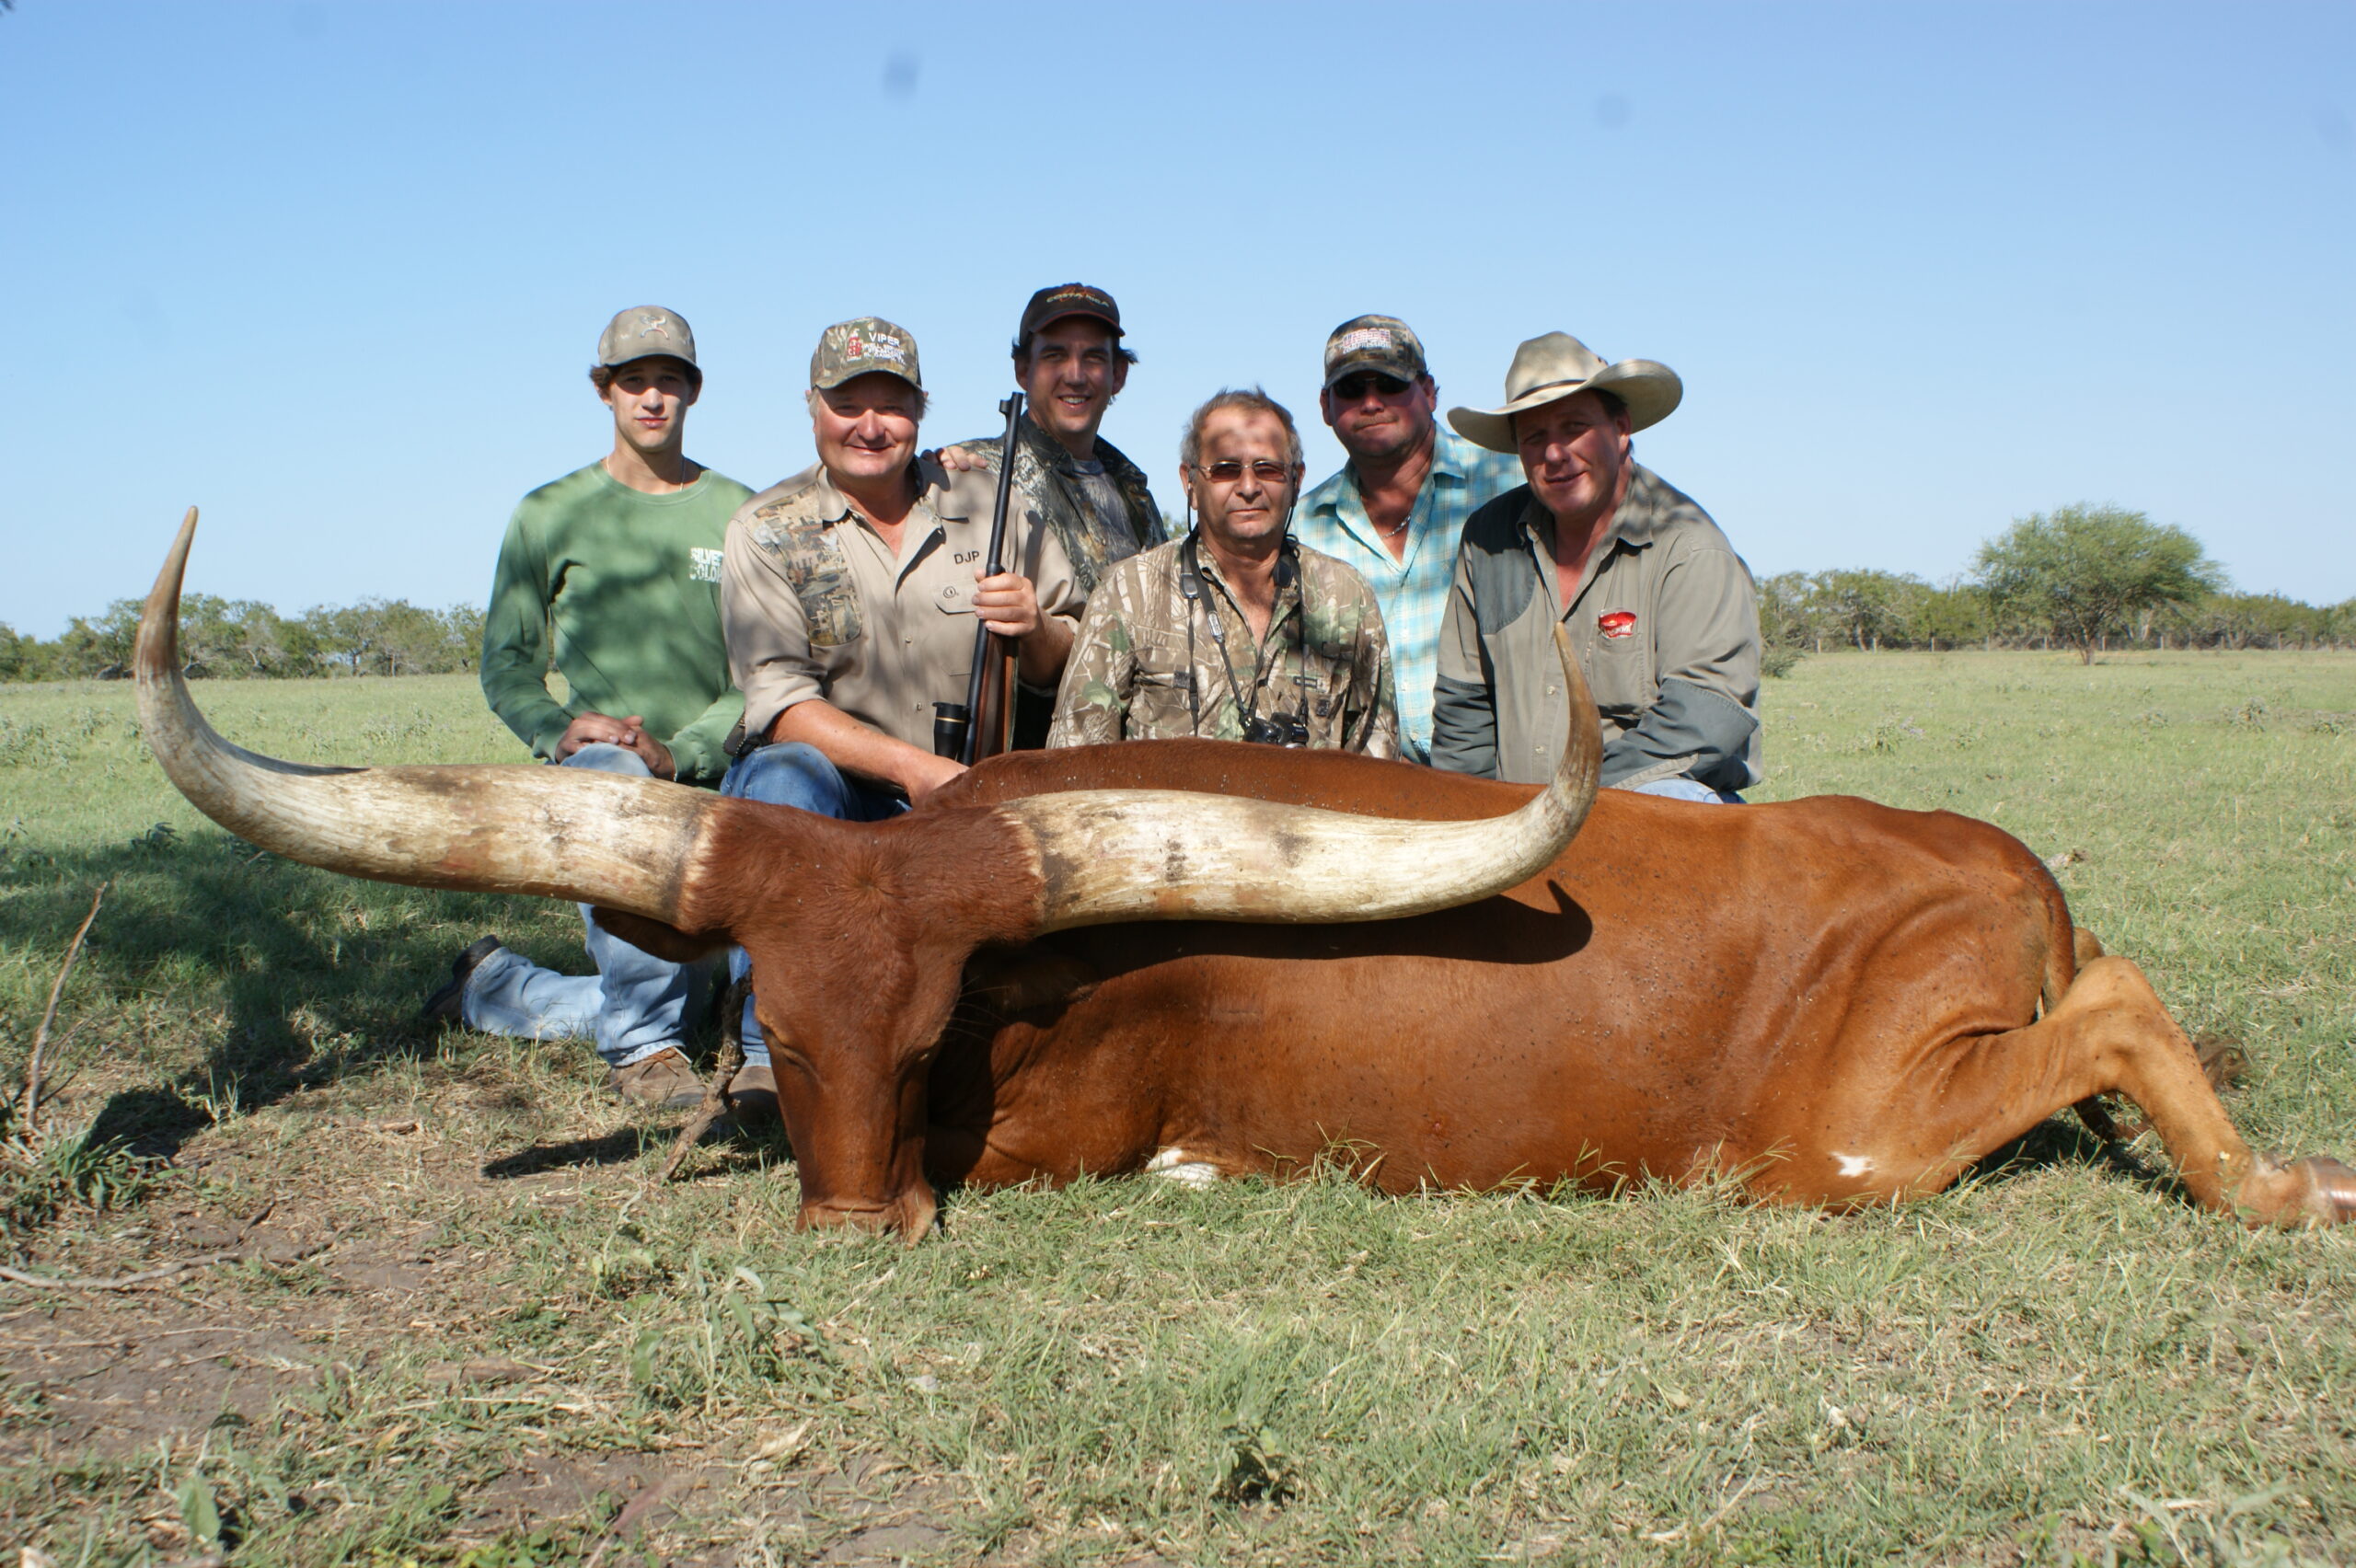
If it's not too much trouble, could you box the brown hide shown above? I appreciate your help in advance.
[137,502,2352,1233]
[923,745,2356,1225]
[687,801,1045,1233]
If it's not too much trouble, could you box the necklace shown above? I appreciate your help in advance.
[1371,512,1411,539]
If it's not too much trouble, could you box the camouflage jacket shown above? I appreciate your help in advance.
[1047,533,1400,756]
[952,415,1166,596]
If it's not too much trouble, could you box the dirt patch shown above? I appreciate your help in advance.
[0,1303,323,1455]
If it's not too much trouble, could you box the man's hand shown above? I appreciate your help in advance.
[555,711,676,778]
[971,570,1041,641]
[626,732,676,779]
[555,710,642,759]
[929,443,987,475]
[903,752,968,806]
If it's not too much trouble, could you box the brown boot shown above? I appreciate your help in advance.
[420,935,503,1025]
[606,1047,706,1110]
[728,1059,779,1124]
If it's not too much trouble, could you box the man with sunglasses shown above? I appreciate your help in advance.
[1047,388,1398,755]
[1293,316,1524,764]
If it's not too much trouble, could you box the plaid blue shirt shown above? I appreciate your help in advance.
[1294,428,1525,762]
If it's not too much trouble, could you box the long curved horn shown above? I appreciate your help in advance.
[135,510,720,925]
[1002,626,1601,930]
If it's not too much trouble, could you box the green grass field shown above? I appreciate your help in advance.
[1,651,2350,1567]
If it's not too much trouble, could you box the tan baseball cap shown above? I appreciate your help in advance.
[597,306,699,371]
[1447,332,1681,453]
[810,317,923,391]
[1322,314,1427,389]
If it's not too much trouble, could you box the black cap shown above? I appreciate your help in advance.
[1018,282,1123,345]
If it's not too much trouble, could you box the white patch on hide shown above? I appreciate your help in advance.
[1146,1147,1219,1188]
[1831,1151,1874,1179]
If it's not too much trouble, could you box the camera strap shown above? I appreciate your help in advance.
[1180,532,1300,739]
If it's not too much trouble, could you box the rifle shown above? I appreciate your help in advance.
[930,390,1027,766]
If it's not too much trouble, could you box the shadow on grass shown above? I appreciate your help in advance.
[1962,1113,2198,1209]
[480,1118,789,1182]
[482,1128,655,1178]
[1,828,600,1161]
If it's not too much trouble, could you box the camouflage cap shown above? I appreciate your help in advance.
[810,317,923,392]
[1322,315,1426,390]
[597,306,699,371]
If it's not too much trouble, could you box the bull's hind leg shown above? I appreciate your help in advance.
[1883,957,2353,1226]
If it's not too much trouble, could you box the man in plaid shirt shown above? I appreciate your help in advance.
[1292,315,1523,764]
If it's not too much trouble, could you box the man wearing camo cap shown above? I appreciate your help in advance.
[715,317,1085,1117]
[1293,316,1522,764]
[423,306,754,1113]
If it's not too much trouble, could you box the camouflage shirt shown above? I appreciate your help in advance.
[1047,533,1400,756]
[952,414,1167,597]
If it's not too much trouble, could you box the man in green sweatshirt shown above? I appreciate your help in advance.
[423,306,753,1109]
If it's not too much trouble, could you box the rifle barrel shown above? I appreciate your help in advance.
[958,391,1027,765]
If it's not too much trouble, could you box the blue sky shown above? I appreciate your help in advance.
[3,1,2350,636]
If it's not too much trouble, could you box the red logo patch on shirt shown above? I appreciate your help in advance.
[1598,610,1637,640]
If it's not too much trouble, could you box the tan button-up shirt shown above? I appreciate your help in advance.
[721,457,1084,753]
[1431,466,1761,791]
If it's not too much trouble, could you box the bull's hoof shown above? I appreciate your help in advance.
[2240,1154,2356,1227]
[2293,1157,2356,1223]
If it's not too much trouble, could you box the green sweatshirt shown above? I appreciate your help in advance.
[479,461,754,786]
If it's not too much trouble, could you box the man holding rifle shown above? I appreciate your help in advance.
[937,282,1164,746]
[950,283,1165,594]
[717,317,1082,1113]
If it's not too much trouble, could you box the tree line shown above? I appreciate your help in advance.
[4,504,2349,685]
[0,594,487,682]
[1760,504,2354,670]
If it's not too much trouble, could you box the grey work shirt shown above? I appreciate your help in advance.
[1430,465,1762,791]
[721,457,1084,753]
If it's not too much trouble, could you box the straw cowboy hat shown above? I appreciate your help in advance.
[1447,332,1682,453]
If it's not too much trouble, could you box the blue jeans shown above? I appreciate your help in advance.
[1626,777,1747,804]
[718,742,908,1064]
[459,744,707,1068]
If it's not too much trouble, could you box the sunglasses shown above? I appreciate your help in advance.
[1331,373,1412,400]
[1193,459,1293,485]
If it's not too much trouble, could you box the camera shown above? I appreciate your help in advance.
[1241,711,1310,748]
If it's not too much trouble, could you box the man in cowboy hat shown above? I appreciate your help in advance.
[1429,332,1761,800]
[1293,315,1522,764]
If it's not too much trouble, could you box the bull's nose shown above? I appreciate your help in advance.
[798,1200,895,1231]
[796,1188,939,1241]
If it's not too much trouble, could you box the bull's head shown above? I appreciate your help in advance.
[137,512,1601,1239]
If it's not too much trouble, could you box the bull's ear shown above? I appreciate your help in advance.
[587,907,729,963]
